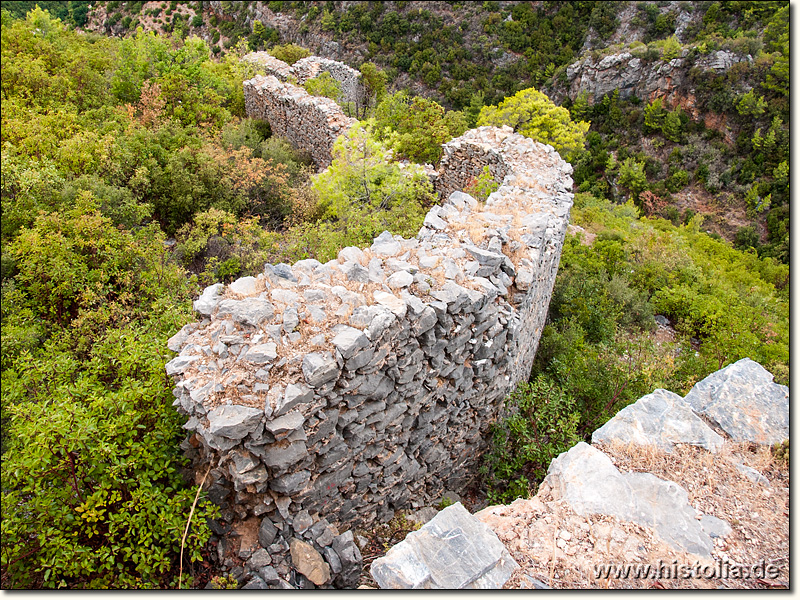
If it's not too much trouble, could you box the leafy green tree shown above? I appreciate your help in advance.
[374,91,468,164]
[268,42,311,64]
[358,61,388,118]
[660,35,682,61]
[643,98,667,133]
[303,71,342,102]
[303,124,432,258]
[617,157,648,201]
[477,87,589,160]
[736,90,768,117]
[662,108,683,143]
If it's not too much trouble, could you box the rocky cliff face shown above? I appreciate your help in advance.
[546,48,751,143]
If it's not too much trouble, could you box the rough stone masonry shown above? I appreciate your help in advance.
[169,71,572,587]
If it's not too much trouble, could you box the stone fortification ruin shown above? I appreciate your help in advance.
[243,52,364,109]
[244,73,357,168]
[167,56,573,589]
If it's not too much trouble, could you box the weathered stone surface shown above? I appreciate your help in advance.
[245,343,278,365]
[258,517,278,548]
[277,383,314,416]
[263,440,308,470]
[683,358,789,444]
[165,355,201,376]
[371,503,518,589]
[592,389,724,453]
[373,291,407,318]
[229,276,259,296]
[387,270,414,289]
[544,443,713,556]
[207,405,263,440]
[216,298,275,327]
[332,327,370,360]
[167,323,197,352]
[194,283,224,315]
[700,515,732,539]
[265,411,306,437]
[247,548,272,570]
[302,352,340,387]
[290,538,331,585]
[270,470,311,495]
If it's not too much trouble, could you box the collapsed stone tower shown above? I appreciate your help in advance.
[165,63,573,589]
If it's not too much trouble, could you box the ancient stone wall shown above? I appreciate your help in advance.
[291,56,364,108]
[243,51,364,111]
[166,125,572,588]
[243,74,357,168]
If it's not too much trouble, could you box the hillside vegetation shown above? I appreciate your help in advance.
[1,2,789,588]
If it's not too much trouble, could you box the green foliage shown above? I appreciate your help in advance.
[373,91,468,164]
[303,71,342,103]
[463,165,499,202]
[643,98,667,132]
[358,62,388,118]
[483,376,581,503]
[1,201,216,588]
[267,42,311,65]
[736,90,767,117]
[660,35,682,61]
[283,125,432,263]
[617,158,648,201]
[477,87,589,160]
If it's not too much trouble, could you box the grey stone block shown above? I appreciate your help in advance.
[207,405,264,440]
[370,503,518,589]
[302,352,340,387]
[194,283,224,315]
[592,389,724,453]
[683,358,789,444]
[332,326,370,359]
[545,443,714,557]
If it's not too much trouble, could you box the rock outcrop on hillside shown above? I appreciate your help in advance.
[546,48,750,143]
[371,358,789,589]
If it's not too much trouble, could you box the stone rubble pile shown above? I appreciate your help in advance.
[167,126,573,588]
[244,74,357,167]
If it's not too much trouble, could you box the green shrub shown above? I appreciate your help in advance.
[483,376,581,503]
[1,202,216,588]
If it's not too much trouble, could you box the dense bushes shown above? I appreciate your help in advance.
[485,191,788,501]
[1,201,216,588]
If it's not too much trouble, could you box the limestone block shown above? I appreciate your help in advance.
[229,276,259,296]
[194,283,224,315]
[544,442,714,556]
[683,358,789,444]
[370,503,518,589]
[207,405,264,440]
[302,352,340,387]
[592,389,724,453]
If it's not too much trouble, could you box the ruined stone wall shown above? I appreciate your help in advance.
[243,74,357,168]
[291,56,364,108]
[243,51,364,111]
[166,126,572,588]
